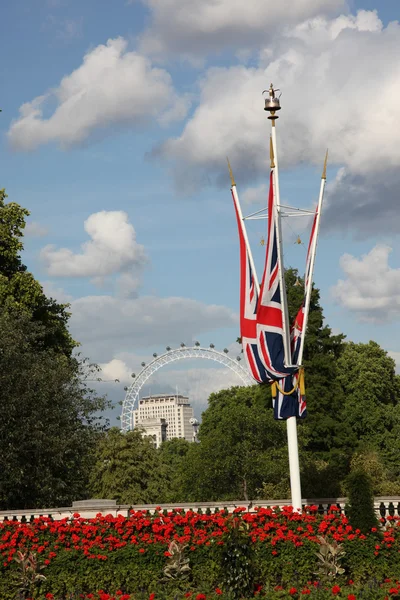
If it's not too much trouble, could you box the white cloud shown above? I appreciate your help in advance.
[242,183,268,205]
[41,280,73,303]
[323,167,400,236]
[41,210,147,278]
[116,273,142,298]
[8,37,189,151]
[69,295,237,356]
[331,245,400,321]
[25,221,49,238]
[138,0,345,58]
[157,11,400,196]
[388,351,400,374]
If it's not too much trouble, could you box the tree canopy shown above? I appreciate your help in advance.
[0,188,108,509]
[0,311,108,509]
[0,189,75,356]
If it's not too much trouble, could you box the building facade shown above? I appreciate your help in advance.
[133,394,194,447]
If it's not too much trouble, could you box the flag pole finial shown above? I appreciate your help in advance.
[322,149,328,180]
[270,135,275,169]
[227,157,236,187]
[263,83,281,120]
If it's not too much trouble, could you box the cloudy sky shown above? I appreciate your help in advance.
[2,0,400,423]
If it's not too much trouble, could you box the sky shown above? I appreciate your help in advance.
[1,0,400,424]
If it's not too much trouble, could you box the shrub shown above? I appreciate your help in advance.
[345,469,378,533]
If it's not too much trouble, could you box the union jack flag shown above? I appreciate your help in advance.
[255,170,308,419]
[256,171,297,382]
[232,187,270,383]
[277,208,319,419]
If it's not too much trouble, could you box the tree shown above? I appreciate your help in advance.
[0,311,108,509]
[181,385,293,501]
[89,428,166,504]
[336,341,400,489]
[0,189,75,356]
[345,469,378,533]
[156,438,191,502]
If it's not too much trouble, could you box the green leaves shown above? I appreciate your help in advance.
[315,535,345,579]
[0,311,109,509]
[0,188,76,356]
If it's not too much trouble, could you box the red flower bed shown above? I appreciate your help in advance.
[0,506,399,598]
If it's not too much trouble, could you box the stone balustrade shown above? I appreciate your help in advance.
[0,497,399,523]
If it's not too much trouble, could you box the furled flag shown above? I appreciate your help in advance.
[255,169,306,419]
[232,185,271,383]
[256,170,298,383]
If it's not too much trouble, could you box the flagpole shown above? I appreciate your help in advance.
[297,151,328,367]
[228,159,260,294]
[269,104,291,367]
[264,83,302,512]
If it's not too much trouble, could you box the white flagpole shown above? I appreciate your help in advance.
[271,122,292,367]
[296,151,328,368]
[265,84,302,512]
[228,159,260,295]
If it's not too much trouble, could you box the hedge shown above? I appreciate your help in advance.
[0,506,399,599]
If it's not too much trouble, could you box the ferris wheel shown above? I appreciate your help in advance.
[120,343,254,431]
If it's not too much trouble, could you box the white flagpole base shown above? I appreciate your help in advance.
[286,416,302,512]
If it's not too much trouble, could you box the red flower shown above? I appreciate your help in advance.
[289,588,298,596]
[196,595,206,600]
[332,585,341,595]
[149,594,155,600]
[215,589,222,595]
[348,595,356,600]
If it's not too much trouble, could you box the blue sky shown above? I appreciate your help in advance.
[1,0,400,422]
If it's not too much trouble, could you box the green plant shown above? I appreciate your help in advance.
[346,469,378,533]
[13,550,46,599]
[220,516,255,600]
[314,535,345,580]
[163,541,191,583]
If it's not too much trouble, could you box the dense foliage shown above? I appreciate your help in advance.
[0,507,399,599]
[0,189,75,356]
[0,189,109,510]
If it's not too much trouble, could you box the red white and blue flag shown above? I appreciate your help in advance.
[232,187,271,383]
[256,171,297,382]
[252,170,303,419]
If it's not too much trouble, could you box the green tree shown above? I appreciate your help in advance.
[181,385,292,501]
[156,438,191,502]
[89,428,166,504]
[0,189,75,356]
[345,469,378,533]
[336,341,400,488]
[0,311,108,509]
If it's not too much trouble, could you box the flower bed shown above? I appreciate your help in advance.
[1,506,399,599]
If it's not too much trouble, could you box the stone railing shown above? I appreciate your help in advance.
[0,497,400,523]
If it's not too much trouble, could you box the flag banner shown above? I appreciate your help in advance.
[272,370,307,419]
[275,206,319,420]
[257,171,297,382]
[232,188,270,383]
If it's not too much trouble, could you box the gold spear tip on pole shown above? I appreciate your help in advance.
[226,156,236,187]
[270,136,275,169]
[322,149,329,180]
